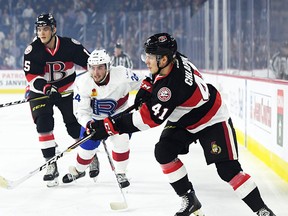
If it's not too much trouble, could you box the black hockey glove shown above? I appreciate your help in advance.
[43,84,62,103]
[134,77,153,110]
[85,118,119,140]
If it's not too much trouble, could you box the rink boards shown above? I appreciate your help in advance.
[1,69,288,182]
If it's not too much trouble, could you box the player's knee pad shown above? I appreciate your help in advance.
[154,140,178,164]
[109,134,130,153]
[66,122,81,139]
[215,160,243,182]
[35,114,54,133]
[78,146,97,161]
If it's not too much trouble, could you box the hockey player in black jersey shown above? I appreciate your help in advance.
[23,13,99,187]
[83,33,276,216]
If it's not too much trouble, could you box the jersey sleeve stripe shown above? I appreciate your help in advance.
[139,103,160,128]
[186,91,222,130]
[131,108,152,131]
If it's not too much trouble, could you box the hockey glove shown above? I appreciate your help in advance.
[24,85,30,100]
[134,77,153,109]
[43,84,62,103]
[85,118,119,140]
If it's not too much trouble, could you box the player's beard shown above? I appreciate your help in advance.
[93,71,109,85]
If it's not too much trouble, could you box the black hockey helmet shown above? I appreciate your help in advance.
[144,33,177,62]
[35,13,56,30]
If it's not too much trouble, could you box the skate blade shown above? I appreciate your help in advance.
[110,201,128,210]
[46,177,59,187]
[193,208,205,216]
[0,176,9,189]
[92,176,98,183]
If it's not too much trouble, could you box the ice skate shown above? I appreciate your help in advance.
[257,205,276,216]
[62,166,86,183]
[116,173,130,188]
[175,190,205,216]
[43,162,59,187]
[89,153,100,182]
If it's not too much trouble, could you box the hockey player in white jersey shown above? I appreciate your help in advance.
[62,49,145,187]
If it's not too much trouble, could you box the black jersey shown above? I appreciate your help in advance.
[23,36,90,94]
[115,53,229,133]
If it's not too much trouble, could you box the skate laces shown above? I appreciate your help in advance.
[178,194,189,212]
[89,155,99,171]
[257,208,271,216]
[69,166,83,177]
[117,174,128,183]
[46,163,56,175]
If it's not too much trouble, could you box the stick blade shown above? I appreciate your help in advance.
[110,201,128,210]
[0,176,11,189]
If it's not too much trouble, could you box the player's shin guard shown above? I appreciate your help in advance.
[112,150,130,187]
[160,159,205,216]
[229,172,275,214]
[229,172,257,199]
[112,150,130,173]
[160,158,189,195]
[39,133,59,187]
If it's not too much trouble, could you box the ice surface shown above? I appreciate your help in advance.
[0,94,287,216]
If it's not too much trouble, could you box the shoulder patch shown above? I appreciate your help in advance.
[71,38,81,45]
[157,87,172,102]
[24,45,32,55]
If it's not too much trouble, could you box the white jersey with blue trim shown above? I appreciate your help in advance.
[74,65,145,128]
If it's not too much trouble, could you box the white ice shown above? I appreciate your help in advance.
[0,94,287,216]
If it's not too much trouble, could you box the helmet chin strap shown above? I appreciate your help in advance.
[156,58,170,75]
[43,33,55,46]
[98,72,109,84]
[95,70,110,85]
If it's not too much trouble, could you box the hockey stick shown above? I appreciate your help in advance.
[102,140,128,210]
[76,70,88,77]
[0,90,73,109]
[0,132,95,189]
[100,104,137,210]
[0,102,136,190]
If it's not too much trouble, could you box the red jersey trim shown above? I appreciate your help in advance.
[155,64,174,82]
[116,94,129,110]
[222,121,234,160]
[45,36,60,56]
[139,103,159,128]
[180,87,202,107]
[25,74,40,82]
[186,91,222,130]
[58,82,73,92]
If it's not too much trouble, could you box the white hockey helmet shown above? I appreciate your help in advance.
[88,49,111,84]
[88,49,111,70]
